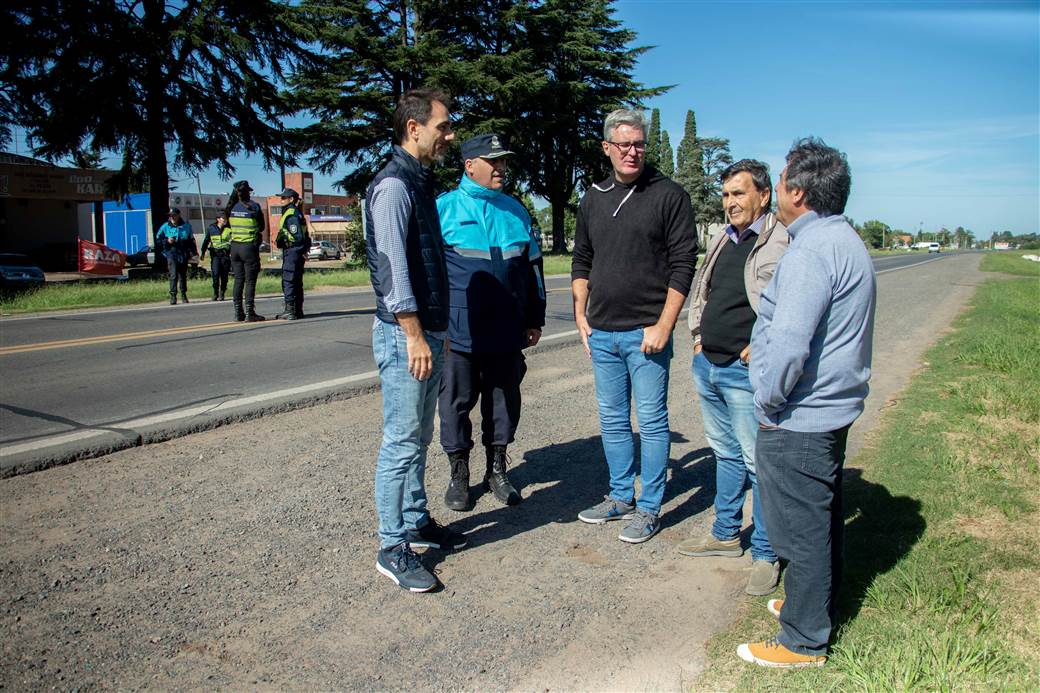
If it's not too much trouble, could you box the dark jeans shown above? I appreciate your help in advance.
[439,349,526,454]
[210,251,230,296]
[281,246,305,312]
[756,425,850,656]
[230,241,260,308]
[167,258,188,296]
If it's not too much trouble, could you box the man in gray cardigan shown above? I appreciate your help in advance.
[678,159,788,597]
[737,138,876,668]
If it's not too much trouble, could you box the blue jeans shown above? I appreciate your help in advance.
[589,328,672,516]
[372,319,445,549]
[757,425,850,655]
[692,351,777,562]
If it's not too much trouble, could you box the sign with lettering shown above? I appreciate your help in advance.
[79,239,126,275]
[0,164,118,201]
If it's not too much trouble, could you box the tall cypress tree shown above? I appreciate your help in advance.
[645,107,661,169]
[674,109,704,226]
[658,130,674,177]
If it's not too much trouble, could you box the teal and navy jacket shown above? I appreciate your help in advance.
[155,220,195,264]
[437,175,546,354]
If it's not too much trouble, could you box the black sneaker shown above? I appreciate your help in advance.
[376,543,437,592]
[406,518,467,551]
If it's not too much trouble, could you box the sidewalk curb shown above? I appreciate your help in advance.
[0,330,584,478]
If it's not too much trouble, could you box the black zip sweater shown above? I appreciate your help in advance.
[571,166,699,331]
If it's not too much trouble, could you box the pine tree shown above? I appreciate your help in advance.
[658,130,674,177]
[645,108,661,169]
[3,1,315,242]
[674,110,704,225]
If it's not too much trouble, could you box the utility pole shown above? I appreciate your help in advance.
[195,175,206,230]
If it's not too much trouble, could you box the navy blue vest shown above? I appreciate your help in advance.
[365,146,449,331]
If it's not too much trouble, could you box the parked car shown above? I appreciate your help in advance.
[0,253,46,291]
[928,243,941,253]
[308,240,342,260]
[125,245,153,267]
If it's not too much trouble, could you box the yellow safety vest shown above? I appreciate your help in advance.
[228,202,261,243]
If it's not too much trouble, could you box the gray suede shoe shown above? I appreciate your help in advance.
[746,560,780,596]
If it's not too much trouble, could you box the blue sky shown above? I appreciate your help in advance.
[616,0,1039,236]
[17,0,1036,236]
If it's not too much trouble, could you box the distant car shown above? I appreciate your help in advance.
[125,245,153,267]
[0,253,46,291]
[308,240,341,260]
[928,243,941,253]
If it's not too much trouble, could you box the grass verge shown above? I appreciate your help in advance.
[0,253,578,314]
[696,253,1040,691]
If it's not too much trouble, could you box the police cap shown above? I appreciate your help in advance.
[278,187,299,199]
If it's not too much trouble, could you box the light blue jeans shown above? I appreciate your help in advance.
[373,319,445,549]
[691,350,776,562]
[589,328,672,516]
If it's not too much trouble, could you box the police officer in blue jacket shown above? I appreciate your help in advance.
[274,187,310,320]
[437,134,547,510]
[155,207,196,305]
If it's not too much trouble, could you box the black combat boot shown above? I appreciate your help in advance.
[244,305,266,322]
[219,289,226,301]
[181,293,189,304]
[274,300,294,320]
[444,451,470,511]
[169,292,177,305]
[212,291,219,302]
[485,445,521,506]
[233,300,245,322]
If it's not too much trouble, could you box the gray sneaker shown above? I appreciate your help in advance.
[746,559,780,596]
[676,533,743,557]
[578,496,636,524]
[618,509,660,544]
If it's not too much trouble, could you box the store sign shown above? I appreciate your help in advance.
[0,164,118,201]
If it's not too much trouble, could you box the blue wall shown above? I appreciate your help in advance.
[102,194,152,253]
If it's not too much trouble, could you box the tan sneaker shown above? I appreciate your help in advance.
[737,637,826,668]
[676,534,742,557]
[746,560,780,595]
[767,598,783,618]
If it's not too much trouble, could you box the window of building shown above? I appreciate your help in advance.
[270,206,282,215]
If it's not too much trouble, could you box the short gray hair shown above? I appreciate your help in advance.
[603,109,646,141]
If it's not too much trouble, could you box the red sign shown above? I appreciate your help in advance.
[78,239,126,275]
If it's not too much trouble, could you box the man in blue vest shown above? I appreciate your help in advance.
[199,212,231,301]
[274,187,309,320]
[436,134,546,512]
[155,207,196,305]
[366,88,466,593]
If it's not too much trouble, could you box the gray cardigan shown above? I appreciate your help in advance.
[687,212,789,344]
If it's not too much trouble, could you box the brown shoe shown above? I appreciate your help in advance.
[677,534,742,557]
[737,637,826,669]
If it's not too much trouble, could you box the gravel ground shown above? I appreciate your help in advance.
[1,254,984,691]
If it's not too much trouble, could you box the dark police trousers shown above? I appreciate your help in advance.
[167,257,188,297]
[229,241,261,308]
[756,425,850,656]
[281,245,305,314]
[439,349,527,454]
[210,250,231,297]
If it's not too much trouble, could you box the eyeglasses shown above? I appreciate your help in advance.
[606,140,647,154]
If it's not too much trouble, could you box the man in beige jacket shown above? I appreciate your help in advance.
[678,159,789,596]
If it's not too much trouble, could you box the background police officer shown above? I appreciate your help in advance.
[200,211,232,301]
[155,207,196,305]
[274,188,309,320]
[225,180,266,322]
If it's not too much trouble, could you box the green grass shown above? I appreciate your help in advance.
[697,255,1040,691]
[0,254,578,314]
[981,251,1040,276]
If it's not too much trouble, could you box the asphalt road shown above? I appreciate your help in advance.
[0,252,968,471]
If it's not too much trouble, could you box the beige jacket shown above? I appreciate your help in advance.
[688,212,789,344]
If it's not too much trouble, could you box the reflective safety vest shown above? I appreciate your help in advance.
[228,201,261,243]
[277,204,307,247]
[206,223,231,250]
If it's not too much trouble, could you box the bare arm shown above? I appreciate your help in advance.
[571,278,592,357]
[395,312,432,381]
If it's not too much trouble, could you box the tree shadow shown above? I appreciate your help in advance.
[835,466,925,627]
[423,435,716,569]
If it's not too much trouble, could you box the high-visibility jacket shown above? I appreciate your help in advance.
[202,222,231,254]
[228,200,263,243]
[276,204,309,248]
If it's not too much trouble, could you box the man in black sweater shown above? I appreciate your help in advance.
[572,108,698,544]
